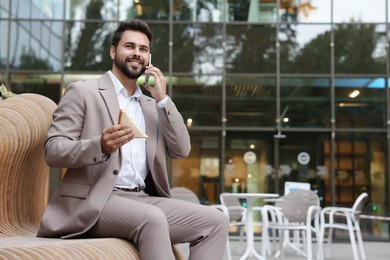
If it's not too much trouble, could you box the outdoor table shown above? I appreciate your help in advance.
[220,193,279,260]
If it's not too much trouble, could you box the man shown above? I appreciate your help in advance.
[37,19,229,260]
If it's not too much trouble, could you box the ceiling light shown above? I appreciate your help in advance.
[348,90,360,98]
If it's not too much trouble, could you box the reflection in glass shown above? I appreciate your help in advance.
[334,24,386,74]
[172,131,221,204]
[66,0,118,20]
[279,24,331,73]
[333,0,386,23]
[226,76,275,127]
[280,77,330,127]
[9,21,63,71]
[172,76,222,127]
[226,24,276,73]
[324,132,387,239]
[148,24,169,73]
[0,0,10,18]
[224,132,274,194]
[278,132,329,205]
[10,73,61,103]
[279,0,320,22]
[64,21,116,71]
[0,21,8,69]
[119,0,169,20]
[335,77,386,128]
[11,0,64,19]
[173,24,223,74]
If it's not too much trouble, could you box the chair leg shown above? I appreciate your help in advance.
[225,238,232,260]
[306,230,313,260]
[347,222,359,260]
[326,227,333,258]
[354,224,366,260]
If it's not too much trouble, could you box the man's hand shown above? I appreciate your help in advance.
[101,124,134,154]
[143,65,167,102]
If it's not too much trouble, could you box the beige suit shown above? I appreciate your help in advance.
[37,72,229,259]
[37,72,191,238]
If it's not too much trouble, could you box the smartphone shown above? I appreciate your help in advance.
[144,54,152,86]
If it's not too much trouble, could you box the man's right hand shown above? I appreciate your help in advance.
[101,124,134,154]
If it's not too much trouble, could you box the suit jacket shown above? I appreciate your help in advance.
[37,72,191,238]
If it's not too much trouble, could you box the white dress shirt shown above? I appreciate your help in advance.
[108,71,148,190]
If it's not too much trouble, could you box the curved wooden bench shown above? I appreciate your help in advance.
[0,94,183,259]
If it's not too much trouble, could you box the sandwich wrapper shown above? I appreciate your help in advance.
[118,109,148,138]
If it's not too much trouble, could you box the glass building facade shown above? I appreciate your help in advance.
[1,0,389,240]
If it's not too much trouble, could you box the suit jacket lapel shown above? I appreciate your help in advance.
[98,72,120,125]
[140,95,157,166]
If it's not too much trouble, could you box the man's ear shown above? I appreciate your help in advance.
[109,45,115,60]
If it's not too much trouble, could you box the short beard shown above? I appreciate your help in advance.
[114,55,146,80]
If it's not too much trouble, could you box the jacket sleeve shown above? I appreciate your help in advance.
[44,83,106,168]
[157,97,191,159]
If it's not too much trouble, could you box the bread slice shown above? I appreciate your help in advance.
[118,109,148,138]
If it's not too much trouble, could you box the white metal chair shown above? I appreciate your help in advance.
[219,192,248,254]
[171,187,232,260]
[261,190,322,260]
[320,192,368,260]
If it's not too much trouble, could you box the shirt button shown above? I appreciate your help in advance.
[113,170,119,175]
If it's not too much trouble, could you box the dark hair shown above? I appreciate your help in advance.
[112,19,153,48]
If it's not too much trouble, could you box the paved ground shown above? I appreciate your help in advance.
[178,237,389,259]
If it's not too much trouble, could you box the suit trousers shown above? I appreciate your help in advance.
[84,190,229,260]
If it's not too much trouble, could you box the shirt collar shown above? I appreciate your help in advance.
[108,70,142,101]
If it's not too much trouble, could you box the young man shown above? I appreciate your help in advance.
[37,19,229,260]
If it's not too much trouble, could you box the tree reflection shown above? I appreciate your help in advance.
[19,49,53,70]
[65,0,113,71]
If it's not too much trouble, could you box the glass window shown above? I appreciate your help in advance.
[171,131,221,204]
[280,77,330,128]
[148,23,169,73]
[11,0,64,19]
[172,76,222,127]
[10,72,62,103]
[333,0,386,23]
[63,73,101,87]
[66,0,118,20]
[278,132,329,206]
[0,0,10,18]
[9,20,63,71]
[0,20,8,69]
[172,23,223,74]
[279,0,328,23]
[226,76,276,127]
[324,132,388,240]
[224,131,275,194]
[64,21,117,71]
[194,0,229,22]
[279,24,331,73]
[226,24,276,73]
[335,77,386,128]
[224,0,277,23]
[118,0,169,21]
[334,24,386,74]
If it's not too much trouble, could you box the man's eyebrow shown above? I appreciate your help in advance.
[124,41,149,50]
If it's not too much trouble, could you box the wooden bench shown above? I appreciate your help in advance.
[0,93,183,259]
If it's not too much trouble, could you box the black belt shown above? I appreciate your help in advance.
[114,187,141,192]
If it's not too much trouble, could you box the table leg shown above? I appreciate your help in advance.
[239,197,266,260]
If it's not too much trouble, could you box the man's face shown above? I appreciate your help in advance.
[111,30,150,79]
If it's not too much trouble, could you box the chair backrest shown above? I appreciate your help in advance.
[277,189,319,223]
[171,187,200,204]
[220,193,246,221]
[284,181,311,195]
[352,192,369,219]
[0,94,57,236]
